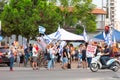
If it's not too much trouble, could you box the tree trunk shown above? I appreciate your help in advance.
[27,37,29,43]
[16,35,19,41]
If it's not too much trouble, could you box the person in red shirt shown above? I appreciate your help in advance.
[35,45,39,53]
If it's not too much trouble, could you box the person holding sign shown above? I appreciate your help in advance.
[86,43,97,67]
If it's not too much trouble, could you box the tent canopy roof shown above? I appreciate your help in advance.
[48,28,84,41]
[94,28,120,42]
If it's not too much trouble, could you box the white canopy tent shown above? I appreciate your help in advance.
[47,28,84,41]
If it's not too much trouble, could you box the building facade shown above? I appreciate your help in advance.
[108,0,120,31]
[94,0,120,31]
[92,0,107,30]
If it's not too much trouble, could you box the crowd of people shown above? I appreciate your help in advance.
[7,39,120,71]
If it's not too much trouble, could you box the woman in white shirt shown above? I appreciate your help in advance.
[32,43,38,70]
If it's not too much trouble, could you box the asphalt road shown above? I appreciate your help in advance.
[0,67,120,80]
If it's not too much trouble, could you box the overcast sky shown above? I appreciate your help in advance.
[92,0,107,8]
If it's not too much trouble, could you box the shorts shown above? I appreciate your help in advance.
[62,57,68,64]
[78,53,82,59]
[32,56,38,62]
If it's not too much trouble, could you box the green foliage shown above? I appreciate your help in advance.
[37,1,62,34]
[75,0,96,34]
[1,0,40,40]
[0,0,97,41]
[0,0,8,16]
[57,0,96,34]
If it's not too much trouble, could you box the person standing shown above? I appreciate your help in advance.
[19,46,24,67]
[46,44,52,70]
[86,42,97,67]
[8,47,14,71]
[29,44,33,57]
[77,44,83,68]
[61,45,68,69]
[29,44,33,67]
[16,48,20,67]
[24,45,30,67]
[50,44,56,69]
[81,44,87,68]
[47,43,56,70]
[32,44,38,70]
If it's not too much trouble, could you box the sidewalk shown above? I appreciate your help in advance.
[55,61,78,69]
[0,61,79,71]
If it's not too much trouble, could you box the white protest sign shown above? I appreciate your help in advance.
[86,45,97,57]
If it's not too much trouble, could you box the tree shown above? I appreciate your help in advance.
[0,0,8,11]
[50,0,96,34]
[37,1,62,34]
[75,0,96,33]
[1,0,40,41]
[55,0,79,28]
[0,0,97,42]
[1,0,62,41]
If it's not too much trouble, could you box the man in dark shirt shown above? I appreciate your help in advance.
[100,45,110,65]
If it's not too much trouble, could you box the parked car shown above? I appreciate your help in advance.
[0,46,10,66]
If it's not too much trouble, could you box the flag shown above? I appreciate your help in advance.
[39,26,46,34]
[103,31,106,40]
[60,41,67,48]
[54,25,61,41]
[104,32,112,46]
[113,36,116,43]
[83,28,88,42]
[22,38,27,49]
[44,34,52,44]
[54,30,61,40]
[39,37,47,48]
[103,27,113,46]
[59,41,67,54]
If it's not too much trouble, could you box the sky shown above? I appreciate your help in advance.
[92,0,120,20]
[92,0,107,8]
